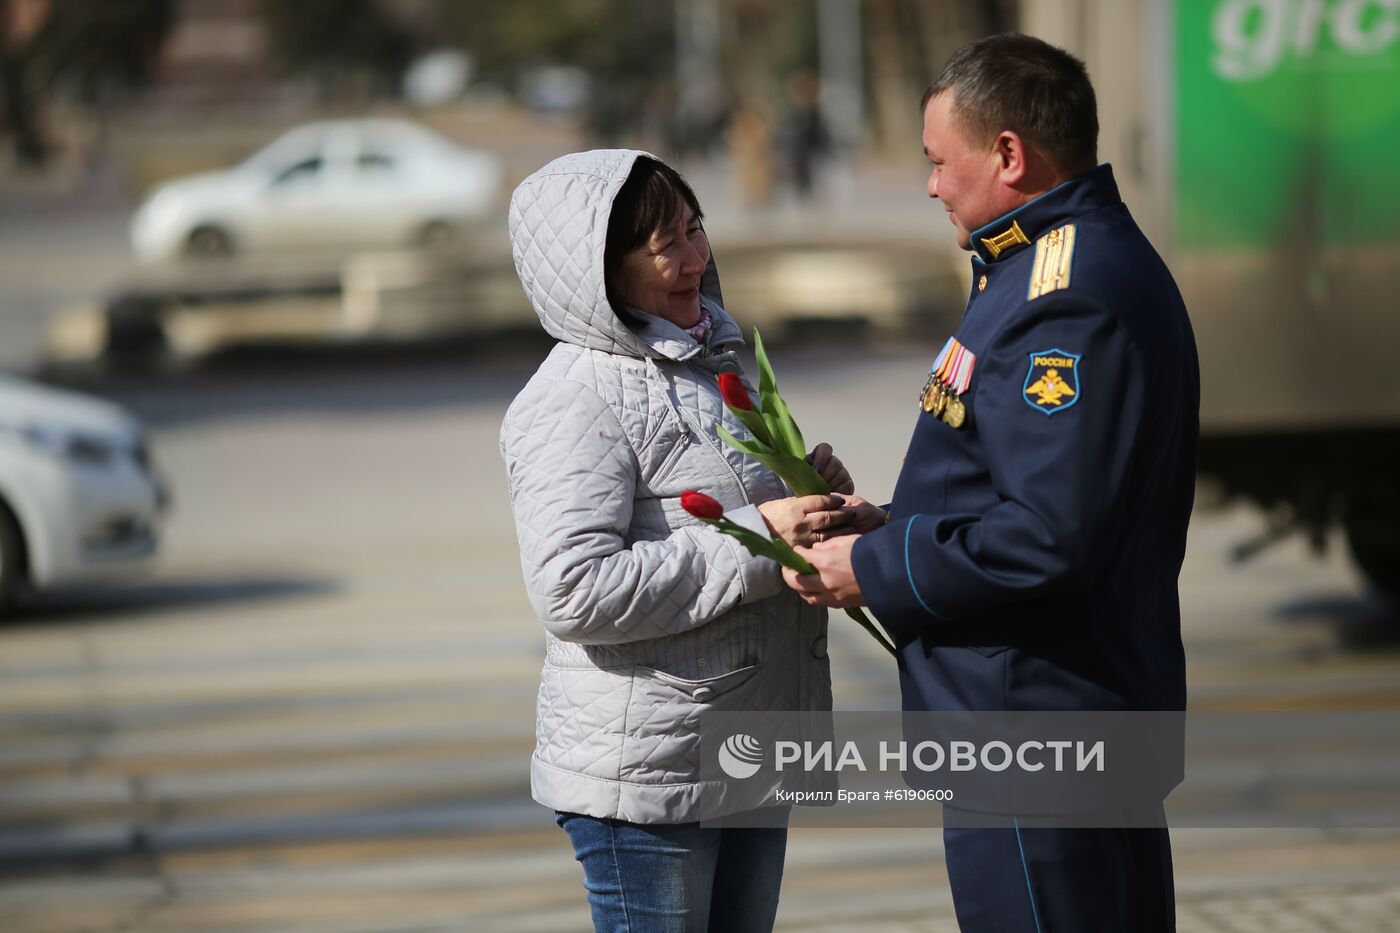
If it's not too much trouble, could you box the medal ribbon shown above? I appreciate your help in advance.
[933,338,977,394]
[949,344,976,394]
[929,338,955,379]
[934,340,959,384]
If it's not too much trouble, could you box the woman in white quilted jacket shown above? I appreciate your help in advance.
[501,150,871,932]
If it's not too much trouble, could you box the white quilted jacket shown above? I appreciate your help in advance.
[500,150,833,823]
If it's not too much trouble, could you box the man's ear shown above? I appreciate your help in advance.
[992,130,1029,186]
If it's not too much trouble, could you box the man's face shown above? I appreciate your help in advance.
[922,91,1003,251]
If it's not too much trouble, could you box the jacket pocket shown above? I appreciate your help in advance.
[636,412,693,488]
[619,664,764,784]
[646,663,762,704]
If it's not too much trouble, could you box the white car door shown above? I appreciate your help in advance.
[244,129,356,251]
[326,130,422,248]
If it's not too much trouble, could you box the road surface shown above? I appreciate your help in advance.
[1,346,1398,931]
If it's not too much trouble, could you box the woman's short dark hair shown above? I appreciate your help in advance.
[922,33,1098,174]
[604,157,703,308]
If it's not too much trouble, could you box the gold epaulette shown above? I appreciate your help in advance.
[1028,224,1077,300]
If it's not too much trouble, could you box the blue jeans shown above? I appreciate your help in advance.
[555,811,788,932]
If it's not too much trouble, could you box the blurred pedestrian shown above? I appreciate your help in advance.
[780,71,831,201]
[782,33,1199,932]
[500,150,856,932]
[730,106,774,208]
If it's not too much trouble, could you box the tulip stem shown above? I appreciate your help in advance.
[843,608,898,657]
[702,517,898,657]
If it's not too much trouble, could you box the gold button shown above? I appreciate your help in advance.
[978,275,988,292]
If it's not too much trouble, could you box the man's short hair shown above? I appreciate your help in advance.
[922,33,1098,174]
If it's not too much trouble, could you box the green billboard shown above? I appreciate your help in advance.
[1175,0,1400,249]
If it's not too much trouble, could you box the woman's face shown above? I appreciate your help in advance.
[613,200,710,328]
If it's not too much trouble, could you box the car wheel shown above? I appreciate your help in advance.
[185,225,233,259]
[0,504,23,614]
[419,220,459,251]
[1346,509,1400,602]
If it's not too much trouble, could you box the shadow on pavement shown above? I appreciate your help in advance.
[4,576,339,626]
[36,331,558,429]
[32,325,904,430]
[1274,591,1400,651]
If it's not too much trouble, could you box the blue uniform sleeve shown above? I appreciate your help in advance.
[852,292,1148,643]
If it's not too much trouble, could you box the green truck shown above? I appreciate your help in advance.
[1023,0,1400,595]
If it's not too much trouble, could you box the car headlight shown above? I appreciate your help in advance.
[15,424,122,468]
[65,432,121,467]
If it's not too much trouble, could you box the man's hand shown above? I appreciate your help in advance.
[783,535,865,608]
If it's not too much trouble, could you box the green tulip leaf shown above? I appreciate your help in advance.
[715,425,829,497]
[700,519,897,656]
[845,608,898,656]
[732,405,776,449]
[753,329,807,459]
[701,517,816,574]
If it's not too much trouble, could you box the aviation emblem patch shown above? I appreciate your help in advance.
[1023,349,1081,415]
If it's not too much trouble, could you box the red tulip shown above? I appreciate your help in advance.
[717,373,754,411]
[680,490,725,520]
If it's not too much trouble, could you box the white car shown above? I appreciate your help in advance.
[129,118,504,262]
[0,376,166,610]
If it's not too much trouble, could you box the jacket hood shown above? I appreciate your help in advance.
[507,149,739,361]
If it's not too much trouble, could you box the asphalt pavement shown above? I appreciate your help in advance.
[1,346,1398,931]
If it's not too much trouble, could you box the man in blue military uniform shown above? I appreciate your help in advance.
[785,33,1199,931]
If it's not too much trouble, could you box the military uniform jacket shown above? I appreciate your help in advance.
[851,165,1199,713]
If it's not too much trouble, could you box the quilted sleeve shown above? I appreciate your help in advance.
[501,379,782,644]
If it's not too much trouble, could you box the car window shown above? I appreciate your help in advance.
[272,156,323,186]
[244,127,324,171]
[355,152,397,175]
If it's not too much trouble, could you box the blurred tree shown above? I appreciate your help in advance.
[865,0,1011,153]
[258,0,415,100]
[419,0,1011,157]
[1,0,173,167]
[0,0,49,165]
[719,0,792,203]
[430,0,674,144]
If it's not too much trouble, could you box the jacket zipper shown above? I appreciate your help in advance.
[648,356,752,505]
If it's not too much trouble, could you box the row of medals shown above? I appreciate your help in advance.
[920,373,966,428]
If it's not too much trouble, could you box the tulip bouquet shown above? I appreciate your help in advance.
[693,328,897,657]
[680,490,896,656]
[713,330,830,498]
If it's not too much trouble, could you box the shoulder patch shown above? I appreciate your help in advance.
[1028,224,1076,300]
[1023,349,1082,415]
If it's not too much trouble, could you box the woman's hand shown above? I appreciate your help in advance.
[757,494,851,548]
[806,443,855,494]
[833,494,889,534]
